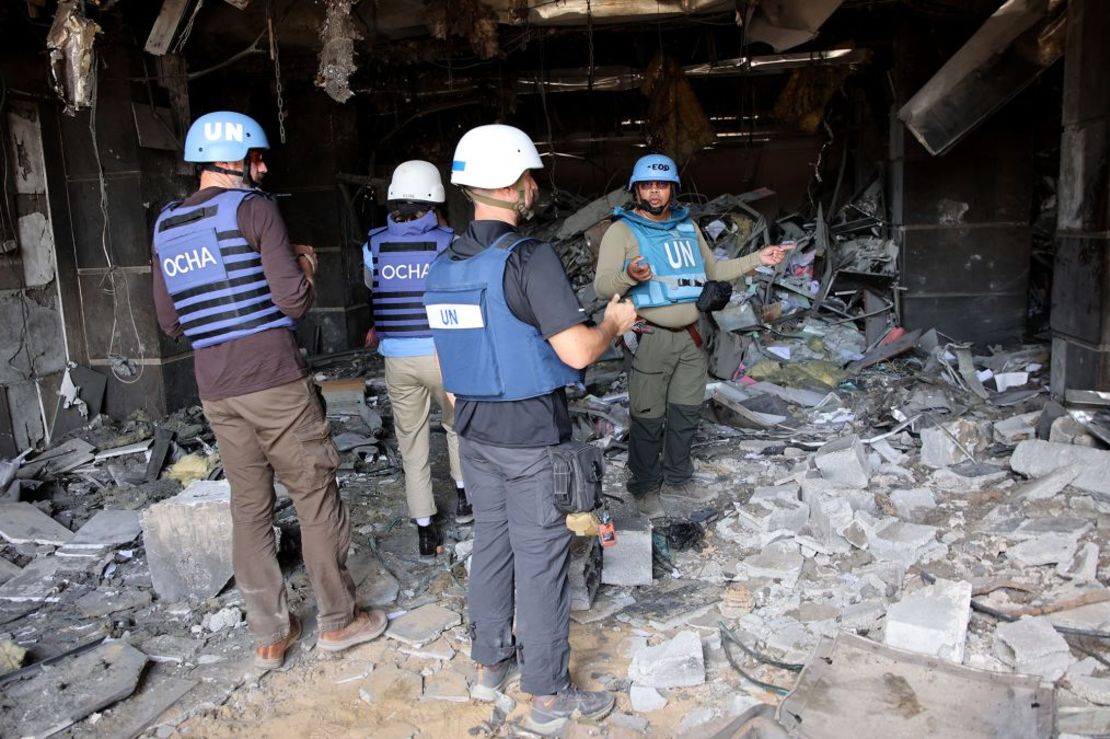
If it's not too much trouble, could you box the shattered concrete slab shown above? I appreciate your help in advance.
[629,683,668,712]
[1011,440,1110,498]
[741,540,804,587]
[602,515,653,586]
[814,435,871,487]
[0,641,148,737]
[569,535,602,611]
[0,557,20,586]
[867,520,945,567]
[75,587,152,617]
[0,502,74,545]
[628,630,705,688]
[60,509,141,551]
[1007,534,1080,567]
[995,616,1073,682]
[779,633,1054,739]
[1013,465,1080,502]
[920,418,984,469]
[0,555,63,602]
[385,603,462,647]
[883,578,971,662]
[140,480,234,602]
[889,488,937,520]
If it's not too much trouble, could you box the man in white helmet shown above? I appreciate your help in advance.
[152,111,388,671]
[423,124,636,735]
[595,153,792,518]
[362,160,469,558]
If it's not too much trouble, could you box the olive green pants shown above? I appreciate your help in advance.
[626,327,707,495]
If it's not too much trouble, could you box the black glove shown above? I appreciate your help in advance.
[696,280,733,312]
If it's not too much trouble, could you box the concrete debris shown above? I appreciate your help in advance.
[0,502,74,545]
[0,641,148,737]
[0,556,63,602]
[385,604,462,647]
[629,684,668,712]
[883,577,972,662]
[920,418,985,469]
[866,521,945,568]
[741,540,804,587]
[1069,676,1110,707]
[1007,533,1080,567]
[602,515,653,586]
[58,509,140,553]
[814,435,871,487]
[202,606,243,632]
[1058,543,1100,583]
[889,488,937,520]
[0,557,18,586]
[1050,416,1100,447]
[1013,465,1080,501]
[140,480,235,602]
[628,630,706,688]
[994,616,1073,682]
[1011,440,1110,497]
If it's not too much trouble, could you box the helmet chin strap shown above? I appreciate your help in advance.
[463,175,535,221]
[202,158,255,188]
[635,199,668,216]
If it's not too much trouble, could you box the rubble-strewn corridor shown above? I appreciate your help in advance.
[1,0,1109,737]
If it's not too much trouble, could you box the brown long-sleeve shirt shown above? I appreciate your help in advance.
[594,218,763,328]
[152,187,313,401]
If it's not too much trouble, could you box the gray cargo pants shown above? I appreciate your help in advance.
[460,436,573,696]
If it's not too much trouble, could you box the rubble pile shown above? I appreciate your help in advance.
[1,192,1109,737]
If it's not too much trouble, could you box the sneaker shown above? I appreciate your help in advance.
[418,521,442,557]
[526,686,616,735]
[636,491,666,519]
[661,478,718,502]
[317,608,388,652]
[470,656,520,702]
[254,615,301,670]
[455,487,474,525]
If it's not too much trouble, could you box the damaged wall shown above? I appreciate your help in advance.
[0,99,68,455]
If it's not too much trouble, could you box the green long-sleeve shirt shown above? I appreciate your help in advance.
[593,218,763,328]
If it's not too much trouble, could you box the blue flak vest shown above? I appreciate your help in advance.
[423,233,583,402]
[613,206,707,310]
[153,189,295,349]
[365,211,453,339]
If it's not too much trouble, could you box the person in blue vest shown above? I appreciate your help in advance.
[362,160,470,558]
[424,124,636,736]
[151,111,388,670]
[594,154,793,518]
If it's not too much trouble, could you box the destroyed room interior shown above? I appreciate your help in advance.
[0,0,1109,737]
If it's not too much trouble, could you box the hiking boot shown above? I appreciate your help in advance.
[317,609,388,652]
[661,478,717,502]
[455,487,474,525]
[470,656,520,702]
[636,491,666,519]
[418,521,442,557]
[254,615,301,670]
[526,686,616,735]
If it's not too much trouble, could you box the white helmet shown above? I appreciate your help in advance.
[387,160,445,203]
[450,124,543,189]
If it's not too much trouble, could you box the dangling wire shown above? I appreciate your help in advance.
[172,0,205,54]
[585,0,595,92]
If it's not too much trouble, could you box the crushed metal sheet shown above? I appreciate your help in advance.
[46,0,101,115]
[777,633,1054,739]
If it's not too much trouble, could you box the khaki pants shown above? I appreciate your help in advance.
[384,354,462,519]
[202,376,357,645]
[627,327,708,494]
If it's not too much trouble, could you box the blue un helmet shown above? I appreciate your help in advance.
[184,111,269,163]
[628,153,681,191]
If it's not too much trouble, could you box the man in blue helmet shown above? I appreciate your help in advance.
[152,111,388,670]
[363,160,470,558]
[424,124,636,736]
[594,154,792,519]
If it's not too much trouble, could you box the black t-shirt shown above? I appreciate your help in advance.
[448,220,587,448]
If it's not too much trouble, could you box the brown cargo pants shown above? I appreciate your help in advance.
[202,376,357,645]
